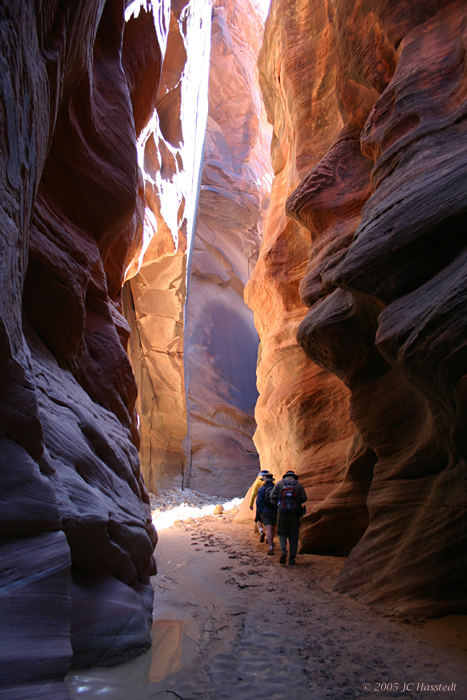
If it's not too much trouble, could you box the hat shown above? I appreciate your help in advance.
[258,469,269,476]
[283,470,297,479]
[261,471,274,481]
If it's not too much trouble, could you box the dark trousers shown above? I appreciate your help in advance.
[277,511,300,558]
[279,532,299,559]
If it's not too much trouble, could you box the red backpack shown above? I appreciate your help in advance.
[279,484,298,511]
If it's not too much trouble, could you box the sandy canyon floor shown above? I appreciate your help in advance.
[67,506,467,700]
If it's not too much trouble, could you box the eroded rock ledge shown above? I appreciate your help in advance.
[250,0,467,613]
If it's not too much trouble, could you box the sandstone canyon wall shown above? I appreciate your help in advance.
[183,0,272,497]
[123,0,212,494]
[0,1,175,695]
[250,0,466,614]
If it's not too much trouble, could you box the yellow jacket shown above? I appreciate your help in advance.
[249,476,265,509]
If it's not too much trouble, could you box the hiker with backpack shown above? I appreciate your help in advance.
[255,472,277,555]
[249,469,270,542]
[270,470,306,565]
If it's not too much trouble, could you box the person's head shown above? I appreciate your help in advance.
[283,470,298,480]
[264,472,274,481]
[259,469,269,477]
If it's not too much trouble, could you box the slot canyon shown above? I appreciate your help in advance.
[0,0,466,698]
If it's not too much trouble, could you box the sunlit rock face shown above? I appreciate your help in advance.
[0,1,160,693]
[255,0,467,613]
[123,0,212,494]
[183,0,273,498]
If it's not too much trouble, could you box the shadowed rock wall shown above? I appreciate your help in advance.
[0,1,165,694]
[251,0,467,614]
[183,0,272,497]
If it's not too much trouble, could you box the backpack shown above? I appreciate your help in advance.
[279,483,298,512]
[264,482,276,510]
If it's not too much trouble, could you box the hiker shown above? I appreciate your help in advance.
[249,469,269,542]
[270,470,306,565]
[255,472,277,555]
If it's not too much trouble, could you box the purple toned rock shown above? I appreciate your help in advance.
[0,1,159,693]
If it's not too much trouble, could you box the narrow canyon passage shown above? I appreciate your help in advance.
[1,0,466,697]
[67,506,467,699]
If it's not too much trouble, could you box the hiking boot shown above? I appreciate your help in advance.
[259,532,265,543]
[279,552,287,564]
[288,558,296,565]
[267,548,274,555]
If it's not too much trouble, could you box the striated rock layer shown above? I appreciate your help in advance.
[183,0,272,497]
[0,1,168,694]
[252,0,467,613]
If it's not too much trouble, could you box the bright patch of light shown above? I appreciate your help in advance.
[124,0,144,21]
[179,1,212,267]
[254,0,271,21]
[153,497,242,531]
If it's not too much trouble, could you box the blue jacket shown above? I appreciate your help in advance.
[256,480,277,514]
